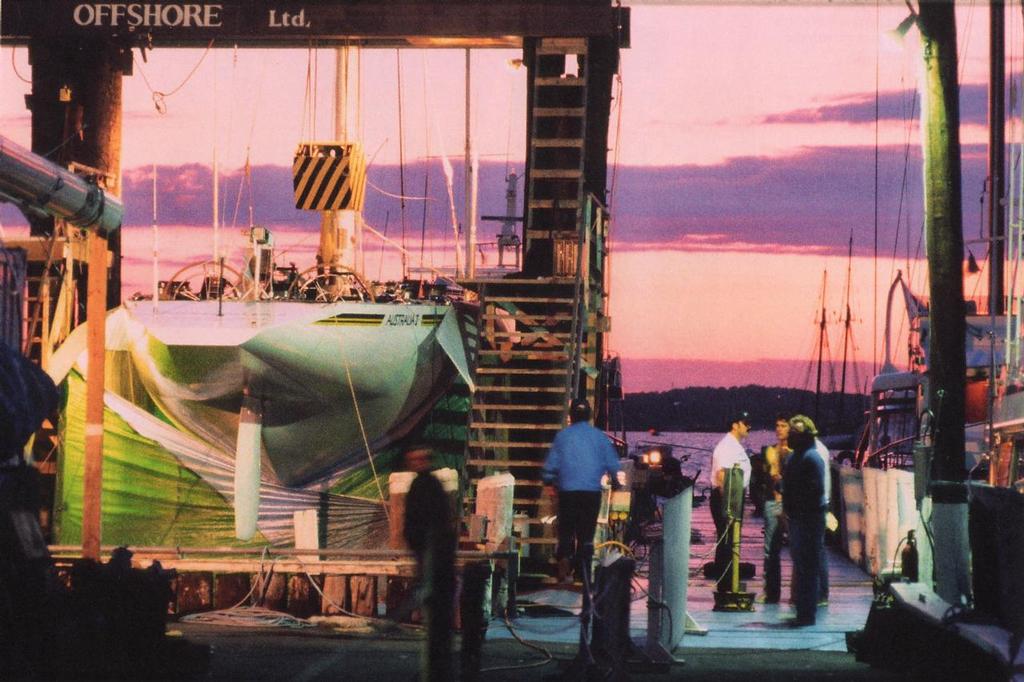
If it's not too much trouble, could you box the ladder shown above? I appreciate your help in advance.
[524,37,590,279]
[464,37,611,580]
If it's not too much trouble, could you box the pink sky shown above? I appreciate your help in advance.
[0,4,1012,391]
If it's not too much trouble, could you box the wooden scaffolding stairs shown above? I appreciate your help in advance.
[465,37,598,581]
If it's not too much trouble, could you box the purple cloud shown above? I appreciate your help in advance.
[0,142,991,260]
[762,82,988,126]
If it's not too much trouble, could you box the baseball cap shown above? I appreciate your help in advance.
[789,414,818,437]
[730,411,751,427]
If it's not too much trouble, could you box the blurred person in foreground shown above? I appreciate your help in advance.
[402,444,455,681]
[1,341,59,678]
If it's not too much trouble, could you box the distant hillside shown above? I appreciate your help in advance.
[618,385,868,435]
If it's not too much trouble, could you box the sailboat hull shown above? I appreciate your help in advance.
[121,300,459,486]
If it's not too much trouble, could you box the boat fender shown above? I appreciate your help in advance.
[234,396,262,541]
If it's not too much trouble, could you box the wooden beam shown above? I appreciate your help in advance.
[1,2,628,48]
[81,232,107,560]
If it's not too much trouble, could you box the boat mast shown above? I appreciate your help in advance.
[465,49,477,279]
[989,0,1006,316]
[318,47,354,273]
[838,234,854,428]
[814,269,828,425]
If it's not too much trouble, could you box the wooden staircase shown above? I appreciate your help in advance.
[465,278,576,572]
[462,37,612,580]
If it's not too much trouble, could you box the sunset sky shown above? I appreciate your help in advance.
[0,3,1017,392]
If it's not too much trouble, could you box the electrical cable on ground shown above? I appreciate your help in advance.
[479,615,554,673]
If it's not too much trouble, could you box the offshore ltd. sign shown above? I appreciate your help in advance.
[71,4,226,28]
[1,1,621,46]
[69,3,311,29]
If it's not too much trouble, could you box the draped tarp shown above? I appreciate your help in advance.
[56,369,389,548]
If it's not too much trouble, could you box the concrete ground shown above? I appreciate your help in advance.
[170,619,903,681]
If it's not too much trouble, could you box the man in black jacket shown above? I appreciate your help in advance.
[781,414,826,627]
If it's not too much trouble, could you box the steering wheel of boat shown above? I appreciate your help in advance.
[288,266,376,303]
[162,260,244,301]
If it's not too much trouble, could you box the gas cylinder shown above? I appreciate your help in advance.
[901,529,919,582]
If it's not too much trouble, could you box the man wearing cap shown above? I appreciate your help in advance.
[782,414,827,626]
[709,411,752,593]
[542,399,621,582]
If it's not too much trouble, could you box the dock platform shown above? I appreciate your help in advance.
[498,494,876,652]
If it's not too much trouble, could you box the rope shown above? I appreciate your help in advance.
[11,48,30,84]
[366,178,433,202]
[339,346,390,521]
[180,605,315,629]
[293,557,409,626]
[135,40,215,114]
[178,548,317,629]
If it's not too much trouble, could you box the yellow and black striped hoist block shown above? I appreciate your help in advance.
[292,142,367,211]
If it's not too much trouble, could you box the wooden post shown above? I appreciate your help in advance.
[919,2,967,483]
[82,231,107,560]
[989,0,1006,316]
[27,38,126,561]
[918,2,972,607]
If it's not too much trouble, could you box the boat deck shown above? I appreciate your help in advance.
[498,494,875,652]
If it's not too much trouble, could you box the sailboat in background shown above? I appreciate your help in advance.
[801,239,867,450]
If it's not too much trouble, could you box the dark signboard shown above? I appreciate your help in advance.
[1,1,628,48]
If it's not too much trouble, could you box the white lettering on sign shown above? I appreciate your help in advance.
[72,4,223,28]
[267,8,310,28]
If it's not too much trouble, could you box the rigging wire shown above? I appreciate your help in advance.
[396,50,408,278]
[421,54,432,268]
[134,40,215,114]
[365,178,432,202]
[873,0,880,375]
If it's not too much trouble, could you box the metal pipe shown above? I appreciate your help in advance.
[0,134,122,236]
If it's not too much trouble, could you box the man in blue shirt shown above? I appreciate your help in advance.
[542,400,621,582]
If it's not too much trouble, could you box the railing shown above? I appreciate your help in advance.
[567,193,606,406]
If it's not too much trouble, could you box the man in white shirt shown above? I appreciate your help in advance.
[709,411,752,593]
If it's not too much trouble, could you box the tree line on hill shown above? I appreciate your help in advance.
[614,385,869,436]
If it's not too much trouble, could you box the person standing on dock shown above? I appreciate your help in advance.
[709,411,752,593]
[813,435,831,606]
[542,399,621,583]
[402,444,456,681]
[758,413,791,604]
[781,414,826,626]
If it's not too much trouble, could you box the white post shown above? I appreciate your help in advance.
[152,161,159,311]
[212,52,220,265]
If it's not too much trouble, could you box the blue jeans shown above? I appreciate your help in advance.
[763,500,784,601]
[788,511,825,623]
